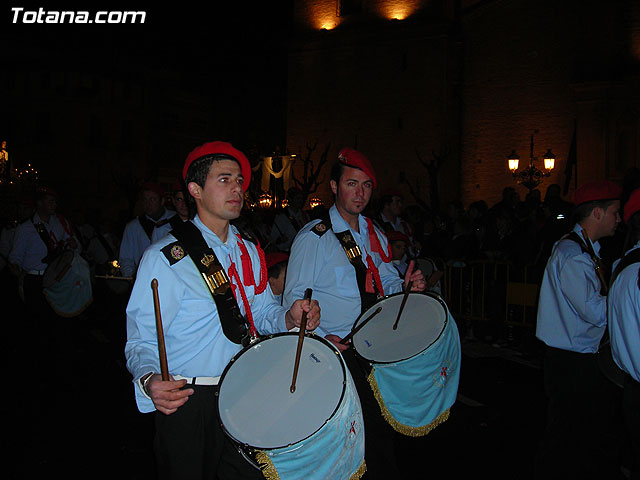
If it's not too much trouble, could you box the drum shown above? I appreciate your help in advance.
[351,292,461,436]
[43,250,93,317]
[217,333,365,480]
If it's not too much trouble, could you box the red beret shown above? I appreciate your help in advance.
[266,252,289,269]
[624,188,640,223]
[140,182,164,198]
[386,230,409,244]
[182,141,251,192]
[338,147,377,188]
[572,180,621,206]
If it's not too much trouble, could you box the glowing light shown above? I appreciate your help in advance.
[309,196,323,209]
[258,193,273,209]
[380,0,420,21]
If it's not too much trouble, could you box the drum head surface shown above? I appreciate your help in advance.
[218,334,345,449]
[352,293,447,363]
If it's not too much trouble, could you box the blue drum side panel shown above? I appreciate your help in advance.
[257,358,366,480]
[369,313,461,435]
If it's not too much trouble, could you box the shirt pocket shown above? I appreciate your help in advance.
[334,264,357,294]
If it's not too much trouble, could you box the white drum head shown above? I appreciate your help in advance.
[352,292,447,363]
[218,333,345,450]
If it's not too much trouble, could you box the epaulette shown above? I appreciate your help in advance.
[161,241,187,266]
[311,219,331,237]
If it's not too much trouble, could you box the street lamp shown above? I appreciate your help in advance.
[508,131,555,192]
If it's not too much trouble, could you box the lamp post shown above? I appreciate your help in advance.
[508,131,555,193]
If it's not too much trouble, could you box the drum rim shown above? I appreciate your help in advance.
[351,291,449,365]
[217,331,348,451]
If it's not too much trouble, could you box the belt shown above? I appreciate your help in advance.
[173,375,220,386]
[27,269,46,275]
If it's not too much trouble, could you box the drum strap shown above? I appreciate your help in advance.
[565,231,610,296]
[334,229,381,314]
[610,247,640,289]
[138,215,157,241]
[169,220,254,346]
[31,216,56,264]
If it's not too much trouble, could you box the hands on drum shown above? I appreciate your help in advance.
[144,374,194,415]
[285,298,321,331]
[404,260,426,292]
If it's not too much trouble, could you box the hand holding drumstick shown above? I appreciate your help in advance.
[143,279,194,415]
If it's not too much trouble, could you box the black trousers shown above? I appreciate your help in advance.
[622,375,640,480]
[342,348,401,479]
[534,346,621,480]
[154,384,264,480]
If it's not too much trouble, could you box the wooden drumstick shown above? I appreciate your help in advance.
[290,288,313,394]
[392,280,413,330]
[340,306,383,345]
[151,278,170,381]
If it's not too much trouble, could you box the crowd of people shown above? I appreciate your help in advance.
[1,142,639,480]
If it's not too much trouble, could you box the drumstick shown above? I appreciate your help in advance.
[290,288,313,394]
[151,278,170,381]
[340,306,383,345]
[392,280,413,330]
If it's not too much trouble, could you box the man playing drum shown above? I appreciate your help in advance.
[125,141,320,480]
[283,147,426,479]
[9,186,82,380]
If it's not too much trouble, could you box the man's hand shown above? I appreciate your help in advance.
[404,260,426,292]
[144,374,194,415]
[325,334,350,352]
[285,299,321,331]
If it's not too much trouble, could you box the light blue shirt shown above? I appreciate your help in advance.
[608,241,640,382]
[536,224,607,353]
[119,209,174,278]
[283,205,403,339]
[9,213,76,272]
[125,214,287,413]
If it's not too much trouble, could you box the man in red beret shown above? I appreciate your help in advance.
[608,188,640,480]
[125,141,320,480]
[535,180,622,479]
[284,146,427,479]
[119,182,174,279]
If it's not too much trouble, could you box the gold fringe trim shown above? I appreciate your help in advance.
[255,452,366,480]
[367,369,451,437]
[255,451,280,480]
[350,460,367,480]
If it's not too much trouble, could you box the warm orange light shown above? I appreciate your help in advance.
[258,193,273,209]
[309,196,323,209]
[543,150,555,171]
[508,151,520,172]
[380,0,420,20]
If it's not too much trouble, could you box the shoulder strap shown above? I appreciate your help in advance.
[311,218,331,237]
[611,248,640,287]
[565,230,610,295]
[31,216,55,264]
[333,228,380,313]
[169,221,252,346]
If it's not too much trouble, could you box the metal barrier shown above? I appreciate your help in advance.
[437,258,544,341]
